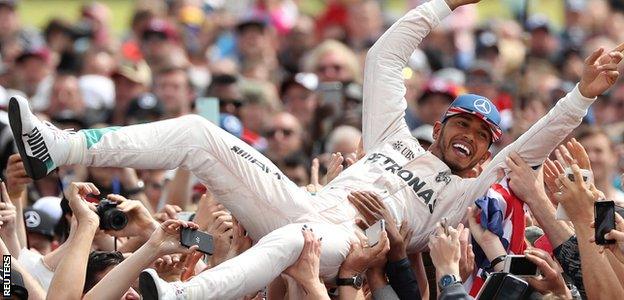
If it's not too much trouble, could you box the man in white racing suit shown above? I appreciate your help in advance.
[8,0,622,298]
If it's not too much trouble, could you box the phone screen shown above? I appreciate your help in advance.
[495,275,528,299]
[195,97,220,125]
[595,201,616,245]
[365,220,385,247]
[506,256,539,276]
[180,228,215,255]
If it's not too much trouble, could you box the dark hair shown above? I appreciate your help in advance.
[84,251,125,294]
[155,65,193,90]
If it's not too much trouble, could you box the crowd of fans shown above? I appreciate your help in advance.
[0,0,623,299]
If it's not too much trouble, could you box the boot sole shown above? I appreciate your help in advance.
[8,97,48,180]
[139,270,160,300]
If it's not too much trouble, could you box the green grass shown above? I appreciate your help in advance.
[18,0,135,36]
[17,0,565,37]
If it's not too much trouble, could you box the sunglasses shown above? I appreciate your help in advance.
[266,128,295,138]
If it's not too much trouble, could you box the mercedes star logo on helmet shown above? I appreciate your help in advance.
[473,99,492,114]
[24,211,41,228]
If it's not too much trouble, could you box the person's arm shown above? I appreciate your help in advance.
[5,154,30,248]
[409,252,430,300]
[556,166,624,299]
[0,182,21,257]
[468,45,624,200]
[362,0,457,151]
[47,182,101,300]
[84,220,199,300]
[0,238,46,300]
[506,153,575,249]
[428,222,473,300]
[282,227,329,300]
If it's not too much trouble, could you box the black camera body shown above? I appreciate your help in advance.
[96,199,128,230]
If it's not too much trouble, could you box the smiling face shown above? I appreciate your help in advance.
[431,114,492,175]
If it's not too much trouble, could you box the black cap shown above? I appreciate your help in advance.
[23,207,56,238]
[0,0,17,8]
[126,93,165,124]
[10,269,29,300]
[236,15,268,33]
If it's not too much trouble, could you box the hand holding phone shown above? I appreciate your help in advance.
[595,200,616,245]
[365,220,385,247]
[180,227,215,255]
[556,167,593,221]
[503,255,540,277]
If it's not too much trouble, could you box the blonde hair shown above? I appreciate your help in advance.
[303,39,362,83]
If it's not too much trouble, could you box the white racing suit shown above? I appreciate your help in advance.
[69,0,594,298]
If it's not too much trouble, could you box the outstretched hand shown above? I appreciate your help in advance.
[579,43,624,98]
[444,0,481,10]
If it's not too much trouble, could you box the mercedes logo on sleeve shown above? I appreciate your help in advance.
[473,99,492,114]
[24,211,41,228]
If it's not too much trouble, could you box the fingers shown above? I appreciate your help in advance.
[525,251,557,278]
[586,47,605,65]
[605,229,624,242]
[466,207,481,233]
[612,42,624,54]
[310,158,320,185]
[106,194,128,203]
[615,213,624,231]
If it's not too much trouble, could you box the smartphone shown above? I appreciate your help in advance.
[503,255,540,277]
[595,201,616,245]
[176,211,195,222]
[564,167,593,183]
[556,167,593,221]
[365,220,385,247]
[495,274,529,299]
[318,81,343,117]
[180,227,214,255]
[195,97,220,125]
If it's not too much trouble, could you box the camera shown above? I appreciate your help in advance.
[96,199,128,230]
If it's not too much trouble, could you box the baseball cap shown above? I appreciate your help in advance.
[142,19,178,42]
[236,14,269,33]
[126,93,164,124]
[419,78,462,104]
[15,47,50,64]
[23,207,56,238]
[32,196,63,223]
[10,269,29,300]
[113,59,152,86]
[441,94,502,142]
[280,73,319,96]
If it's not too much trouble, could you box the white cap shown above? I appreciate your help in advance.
[32,196,63,222]
[79,75,116,110]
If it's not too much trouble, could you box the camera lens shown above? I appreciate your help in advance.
[103,209,128,230]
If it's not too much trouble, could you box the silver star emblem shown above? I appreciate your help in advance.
[473,99,492,114]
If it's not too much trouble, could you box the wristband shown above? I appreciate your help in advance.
[488,254,506,271]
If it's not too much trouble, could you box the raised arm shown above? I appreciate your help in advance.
[47,182,101,300]
[362,0,465,151]
[467,44,624,200]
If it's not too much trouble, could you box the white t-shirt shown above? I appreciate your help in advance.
[18,248,54,291]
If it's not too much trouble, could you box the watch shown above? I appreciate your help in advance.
[438,274,461,290]
[336,274,364,289]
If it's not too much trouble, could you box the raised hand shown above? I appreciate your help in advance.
[507,152,548,205]
[524,249,571,299]
[554,165,600,223]
[103,194,158,238]
[339,230,390,278]
[325,152,345,184]
[64,182,100,227]
[307,158,323,193]
[283,226,322,287]
[5,154,32,199]
[444,0,481,10]
[579,44,624,98]
[147,219,199,256]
